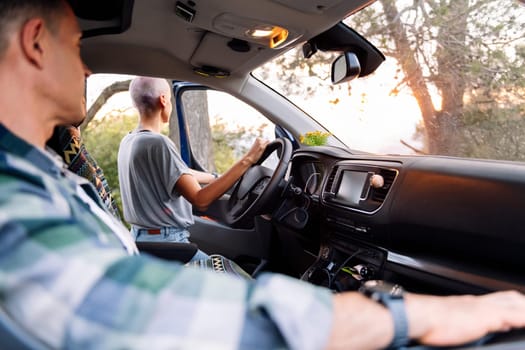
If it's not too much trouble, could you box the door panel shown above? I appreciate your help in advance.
[173,83,278,260]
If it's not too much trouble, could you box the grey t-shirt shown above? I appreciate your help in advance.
[117,130,194,229]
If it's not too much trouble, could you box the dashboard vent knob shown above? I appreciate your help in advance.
[370,174,384,188]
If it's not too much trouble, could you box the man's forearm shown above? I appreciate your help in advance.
[327,290,525,350]
[326,293,394,350]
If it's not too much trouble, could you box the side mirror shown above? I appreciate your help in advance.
[331,52,361,84]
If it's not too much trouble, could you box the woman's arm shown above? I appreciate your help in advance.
[177,138,269,211]
[188,168,216,185]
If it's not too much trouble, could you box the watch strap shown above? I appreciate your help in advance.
[382,294,409,349]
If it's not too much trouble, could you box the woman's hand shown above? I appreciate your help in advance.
[242,138,270,166]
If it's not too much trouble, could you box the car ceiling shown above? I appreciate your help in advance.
[75,0,376,83]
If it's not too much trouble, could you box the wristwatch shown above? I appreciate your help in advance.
[359,280,409,349]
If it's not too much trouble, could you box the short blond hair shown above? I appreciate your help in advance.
[129,77,171,116]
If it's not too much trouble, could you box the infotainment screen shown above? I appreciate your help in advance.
[336,171,369,206]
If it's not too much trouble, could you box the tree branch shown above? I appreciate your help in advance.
[80,80,132,132]
[400,139,427,154]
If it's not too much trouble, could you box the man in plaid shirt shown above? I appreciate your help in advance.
[0,1,525,349]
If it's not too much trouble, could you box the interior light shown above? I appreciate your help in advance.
[246,26,289,48]
[249,29,274,38]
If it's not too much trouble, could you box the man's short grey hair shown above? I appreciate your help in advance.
[0,0,67,59]
[129,77,171,116]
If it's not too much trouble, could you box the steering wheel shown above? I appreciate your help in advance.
[225,138,293,228]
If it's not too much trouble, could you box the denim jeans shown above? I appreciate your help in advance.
[131,225,209,262]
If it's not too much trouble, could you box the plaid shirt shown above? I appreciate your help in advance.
[0,124,333,349]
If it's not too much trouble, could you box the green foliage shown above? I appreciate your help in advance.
[211,119,242,173]
[300,131,331,146]
[211,117,266,173]
[459,107,525,161]
[358,0,525,157]
[82,110,138,219]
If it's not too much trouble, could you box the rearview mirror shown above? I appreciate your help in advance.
[331,52,361,84]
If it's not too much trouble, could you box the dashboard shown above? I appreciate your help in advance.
[285,150,402,289]
[275,146,525,349]
[279,147,525,294]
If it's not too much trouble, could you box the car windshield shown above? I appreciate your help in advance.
[253,0,525,160]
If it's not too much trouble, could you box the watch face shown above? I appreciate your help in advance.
[361,280,404,297]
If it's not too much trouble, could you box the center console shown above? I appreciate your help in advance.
[301,239,525,350]
[301,237,386,292]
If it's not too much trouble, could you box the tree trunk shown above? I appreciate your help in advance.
[380,0,438,153]
[178,90,215,171]
[431,0,469,155]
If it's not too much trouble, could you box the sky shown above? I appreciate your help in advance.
[86,74,135,119]
[253,55,427,154]
[299,58,425,154]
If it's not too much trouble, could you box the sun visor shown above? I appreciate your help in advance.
[68,0,135,38]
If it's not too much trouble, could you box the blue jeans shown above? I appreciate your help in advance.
[131,225,209,262]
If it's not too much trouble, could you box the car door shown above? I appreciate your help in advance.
[172,82,289,266]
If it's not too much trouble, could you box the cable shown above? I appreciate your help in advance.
[304,172,320,194]
[330,249,362,287]
[320,267,333,288]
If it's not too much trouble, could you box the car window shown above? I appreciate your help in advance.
[179,89,277,173]
[253,0,525,162]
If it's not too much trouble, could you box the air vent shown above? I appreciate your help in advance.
[370,169,396,202]
[325,166,338,193]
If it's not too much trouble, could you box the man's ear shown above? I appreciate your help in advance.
[20,18,47,69]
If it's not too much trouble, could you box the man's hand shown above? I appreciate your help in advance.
[408,290,525,346]
[242,138,270,166]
